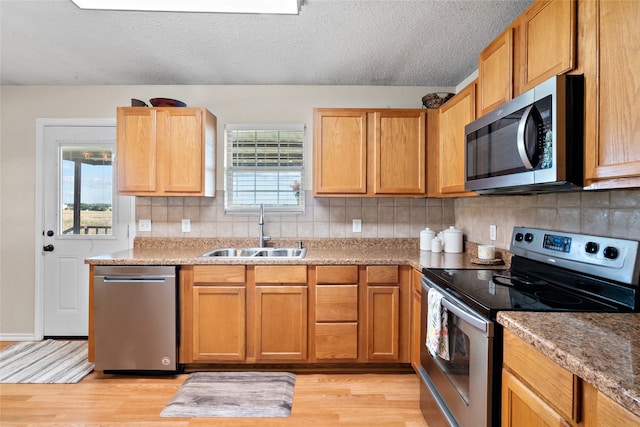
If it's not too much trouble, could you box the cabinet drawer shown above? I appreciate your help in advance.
[366,265,398,284]
[503,330,579,422]
[255,265,307,284]
[316,285,358,322]
[315,265,358,284]
[193,265,246,284]
[315,323,358,360]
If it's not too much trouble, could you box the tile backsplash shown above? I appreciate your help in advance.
[135,189,640,250]
[135,191,456,240]
[455,189,640,249]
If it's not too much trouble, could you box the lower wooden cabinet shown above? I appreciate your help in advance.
[187,265,247,362]
[255,285,308,361]
[181,263,410,366]
[410,268,422,371]
[192,286,245,361]
[502,329,640,426]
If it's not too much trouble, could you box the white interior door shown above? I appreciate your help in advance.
[41,124,132,336]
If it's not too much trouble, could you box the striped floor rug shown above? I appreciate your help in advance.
[0,339,94,383]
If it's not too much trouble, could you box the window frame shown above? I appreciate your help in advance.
[224,123,305,215]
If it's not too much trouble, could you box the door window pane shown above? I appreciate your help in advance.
[60,146,114,235]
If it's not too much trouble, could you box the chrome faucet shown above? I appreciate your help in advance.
[258,204,270,248]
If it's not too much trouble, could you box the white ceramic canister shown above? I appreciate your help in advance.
[443,226,463,253]
[431,237,442,253]
[420,228,436,251]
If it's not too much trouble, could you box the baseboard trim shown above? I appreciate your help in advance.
[0,333,38,342]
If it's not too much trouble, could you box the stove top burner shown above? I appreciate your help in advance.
[533,290,583,305]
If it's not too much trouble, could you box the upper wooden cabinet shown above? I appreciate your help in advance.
[517,0,576,93]
[436,83,478,197]
[581,0,640,189]
[116,107,216,196]
[477,0,575,115]
[313,108,427,197]
[478,28,513,115]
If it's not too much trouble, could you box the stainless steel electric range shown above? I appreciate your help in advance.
[418,226,640,427]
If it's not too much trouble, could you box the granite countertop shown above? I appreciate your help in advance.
[498,311,640,418]
[85,237,509,271]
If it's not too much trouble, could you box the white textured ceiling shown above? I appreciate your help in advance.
[0,0,533,86]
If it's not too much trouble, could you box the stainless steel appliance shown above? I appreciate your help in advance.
[93,265,178,372]
[419,227,640,427]
[464,74,584,194]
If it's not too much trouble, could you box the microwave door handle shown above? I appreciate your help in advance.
[516,105,536,169]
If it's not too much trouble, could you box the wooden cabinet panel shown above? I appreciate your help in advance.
[315,265,358,284]
[503,329,579,423]
[116,108,157,193]
[410,268,422,371]
[193,265,246,284]
[315,323,358,360]
[192,286,245,361]
[313,109,368,195]
[373,110,426,195]
[596,390,640,427]
[316,285,358,322]
[255,265,307,284]
[116,107,216,196]
[255,286,308,361]
[478,28,513,115]
[438,83,478,197]
[502,369,572,427]
[158,109,204,193]
[582,0,640,188]
[365,285,399,360]
[520,0,575,92]
[313,108,427,197]
[365,265,398,284]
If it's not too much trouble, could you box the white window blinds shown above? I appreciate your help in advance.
[225,124,305,213]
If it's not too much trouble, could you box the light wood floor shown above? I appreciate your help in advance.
[1,341,428,427]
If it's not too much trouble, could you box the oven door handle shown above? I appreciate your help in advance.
[439,297,491,335]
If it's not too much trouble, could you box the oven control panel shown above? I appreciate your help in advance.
[510,226,640,285]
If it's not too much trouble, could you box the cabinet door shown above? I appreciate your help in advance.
[597,390,640,427]
[192,286,245,361]
[157,108,204,194]
[438,83,478,197]
[255,286,308,361]
[520,0,575,92]
[583,0,640,188]
[313,109,367,195]
[478,28,513,115]
[372,110,426,195]
[365,285,399,361]
[116,107,157,193]
[502,369,572,427]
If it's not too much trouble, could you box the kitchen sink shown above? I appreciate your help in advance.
[200,247,306,259]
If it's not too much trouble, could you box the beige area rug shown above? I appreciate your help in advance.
[0,339,94,383]
[160,371,296,418]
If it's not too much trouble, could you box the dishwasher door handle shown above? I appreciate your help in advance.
[101,276,171,283]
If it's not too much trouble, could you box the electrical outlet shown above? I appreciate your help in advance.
[139,219,151,232]
[490,224,497,241]
[352,219,362,233]
[182,219,191,233]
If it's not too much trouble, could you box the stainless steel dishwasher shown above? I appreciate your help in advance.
[93,265,178,372]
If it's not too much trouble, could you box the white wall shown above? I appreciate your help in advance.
[0,84,450,337]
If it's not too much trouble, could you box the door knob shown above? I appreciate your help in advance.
[47,230,54,237]
[43,244,54,252]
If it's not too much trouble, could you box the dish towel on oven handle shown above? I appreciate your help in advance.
[426,288,451,361]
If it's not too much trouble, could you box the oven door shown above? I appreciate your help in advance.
[420,276,494,427]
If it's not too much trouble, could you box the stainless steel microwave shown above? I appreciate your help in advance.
[464,74,584,194]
